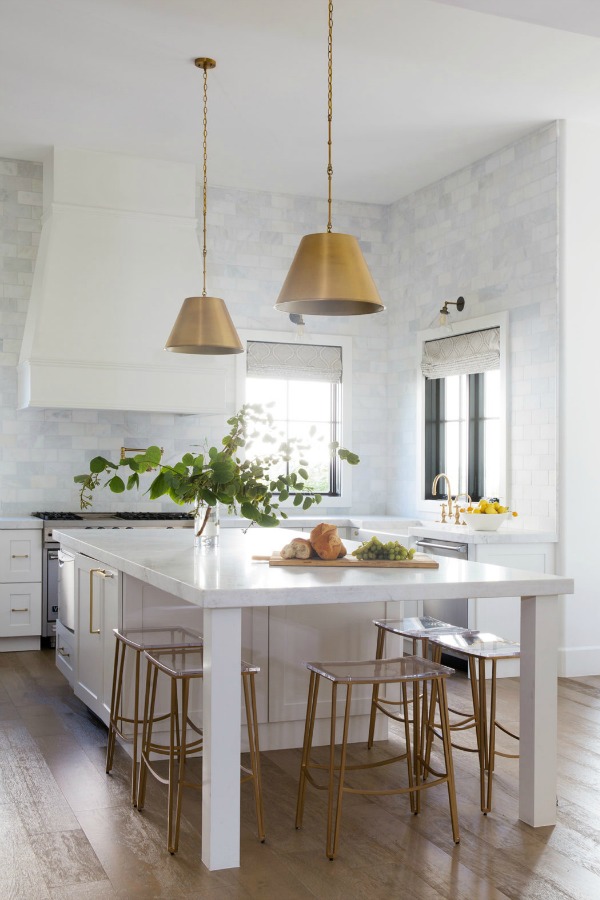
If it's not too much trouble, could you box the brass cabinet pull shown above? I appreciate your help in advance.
[89,568,114,635]
[11,607,28,612]
[57,646,70,658]
[11,554,29,559]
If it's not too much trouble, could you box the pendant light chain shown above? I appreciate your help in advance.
[201,64,209,297]
[327,0,333,233]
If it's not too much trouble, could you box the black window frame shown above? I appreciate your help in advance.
[424,372,486,501]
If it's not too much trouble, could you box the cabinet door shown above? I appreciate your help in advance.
[471,543,555,678]
[268,601,389,724]
[0,583,42,636]
[0,531,42,582]
[56,620,75,685]
[74,555,119,724]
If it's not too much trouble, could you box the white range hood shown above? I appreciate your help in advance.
[18,148,231,414]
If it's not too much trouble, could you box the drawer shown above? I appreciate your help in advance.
[0,583,42,636]
[0,531,42,583]
[55,620,75,685]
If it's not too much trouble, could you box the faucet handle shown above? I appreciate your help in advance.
[440,503,447,523]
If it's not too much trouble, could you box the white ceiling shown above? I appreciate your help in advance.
[2,0,600,204]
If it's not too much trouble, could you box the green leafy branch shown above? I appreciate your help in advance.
[74,404,359,529]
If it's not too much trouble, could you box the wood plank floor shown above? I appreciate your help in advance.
[1,649,600,899]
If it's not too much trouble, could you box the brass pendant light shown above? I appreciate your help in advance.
[276,0,384,317]
[165,58,243,355]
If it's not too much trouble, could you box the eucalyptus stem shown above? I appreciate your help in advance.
[195,504,213,538]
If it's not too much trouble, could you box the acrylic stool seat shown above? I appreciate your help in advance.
[429,630,520,814]
[137,646,265,855]
[296,655,460,860]
[106,626,204,806]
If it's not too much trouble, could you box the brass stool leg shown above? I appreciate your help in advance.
[105,635,122,775]
[296,670,319,829]
[437,676,460,844]
[243,672,266,842]
[476,656,489,814]
[167,675,178,853]
[328,682,352,861]
[172,675,190,854]
[367,626,385,748]
[130,648,141,806]
[485,659,498,814]
[137,660,158,812]
[402,680,417,814]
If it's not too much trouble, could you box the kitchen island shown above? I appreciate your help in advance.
[55,526,573,872]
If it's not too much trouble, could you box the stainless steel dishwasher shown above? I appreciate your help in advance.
[415,537,470,668]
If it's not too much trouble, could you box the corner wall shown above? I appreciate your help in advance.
[385,124,559,532]
[558,120,600,676]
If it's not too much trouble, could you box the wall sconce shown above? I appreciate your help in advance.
[438,296,465,328]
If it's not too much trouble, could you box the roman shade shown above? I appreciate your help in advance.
[247,341,342,383]
[421,327,500,379]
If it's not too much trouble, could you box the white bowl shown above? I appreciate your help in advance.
[462,511,510,531]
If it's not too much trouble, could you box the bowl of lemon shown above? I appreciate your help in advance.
[461,499,517,531]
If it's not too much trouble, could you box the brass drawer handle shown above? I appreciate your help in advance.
[57,646,70,658]
[89,568,114,634]
[11,554,29,559]
[11,607,28,613]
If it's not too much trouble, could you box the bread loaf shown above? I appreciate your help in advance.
[309,522,347,560]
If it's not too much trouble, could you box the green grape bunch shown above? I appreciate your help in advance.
[351,536,416,561]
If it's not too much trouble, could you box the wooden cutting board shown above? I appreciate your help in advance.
[260,552,439,569]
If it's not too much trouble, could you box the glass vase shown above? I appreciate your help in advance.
[194,505,220,552]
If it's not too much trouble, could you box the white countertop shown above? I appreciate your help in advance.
[408,523,557,544]
[54,527,573,609]
[0,516,42,529]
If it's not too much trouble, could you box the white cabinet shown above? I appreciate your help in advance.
[0,529,42,650]
[74,554,120,725]
[269,601,389,722]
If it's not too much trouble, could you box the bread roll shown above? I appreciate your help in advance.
[289,538,314,559]
[309,523,347,560]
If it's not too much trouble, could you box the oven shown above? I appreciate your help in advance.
[33,511,194,647]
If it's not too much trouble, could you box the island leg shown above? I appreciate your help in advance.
[201,606,242,870]
[519,593,558,826]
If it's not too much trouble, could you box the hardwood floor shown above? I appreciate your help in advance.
[1,649,600,899]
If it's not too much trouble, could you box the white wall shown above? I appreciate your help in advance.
[558,120,600,676]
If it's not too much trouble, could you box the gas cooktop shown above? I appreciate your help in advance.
[32,511,194,521]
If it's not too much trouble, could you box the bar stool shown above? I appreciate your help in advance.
[105,626,203,806]
[296,656,460,860]
[368,616,470,749]
[429,631,520,814]
[137,646,265,855]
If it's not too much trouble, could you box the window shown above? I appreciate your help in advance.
[424,370,501,500]
[420,323,504,503]
[243,337,347,498]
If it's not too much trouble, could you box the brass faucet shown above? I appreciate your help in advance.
[453,492,472,525]
[432,473,453,521]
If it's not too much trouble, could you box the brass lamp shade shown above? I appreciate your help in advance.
[165,295,244,355]
[275,232,385,316]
